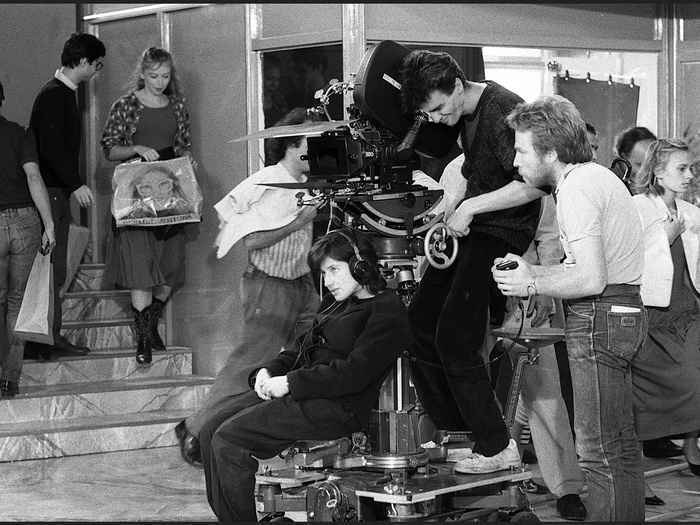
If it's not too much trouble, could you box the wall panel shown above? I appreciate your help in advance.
[256,3,342,49]
[0,4,76,126]
[168,4,248,376]
[365,3,661,52]
[91,15,161,264]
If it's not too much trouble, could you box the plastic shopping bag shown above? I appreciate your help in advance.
[111,156,203,227]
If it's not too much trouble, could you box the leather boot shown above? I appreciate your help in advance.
[149,298,166,351]
[133,306,152,364]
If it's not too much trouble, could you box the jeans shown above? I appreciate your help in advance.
[0,207,41,382]
[565,292,648,522]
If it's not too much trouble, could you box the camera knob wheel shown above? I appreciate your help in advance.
[424,223,458,269]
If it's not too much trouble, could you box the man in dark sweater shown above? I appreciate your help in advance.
[399,50,548,473]
[27,33,106,358]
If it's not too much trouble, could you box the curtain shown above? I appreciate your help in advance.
[554,75,640,168]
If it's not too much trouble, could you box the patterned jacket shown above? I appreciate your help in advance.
[100,92,191,158]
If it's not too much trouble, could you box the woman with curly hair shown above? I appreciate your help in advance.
[101,47,198,364]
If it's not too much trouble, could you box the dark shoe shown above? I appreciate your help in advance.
[521,448,538,464]
[23,341,53,361]
[133,306,152,365]
[149,298,166,351]
[175,420,203,468]
[645,495,665,506]
[688,461,700,477]
[52,336,90,356]
[0,380,19,398]
[556,494,587,521]
[643,438,684,459]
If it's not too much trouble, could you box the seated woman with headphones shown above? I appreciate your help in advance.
[198,229,413,522]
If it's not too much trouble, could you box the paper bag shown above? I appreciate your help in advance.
[15,252,54,345]
[111,157,203,227]
[60,223,90,298]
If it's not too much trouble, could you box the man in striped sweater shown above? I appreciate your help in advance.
[175,107,322,466]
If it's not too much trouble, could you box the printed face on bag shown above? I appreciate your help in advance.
[133,168,176,210]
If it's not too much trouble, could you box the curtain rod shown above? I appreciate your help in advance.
[557,70,639,87]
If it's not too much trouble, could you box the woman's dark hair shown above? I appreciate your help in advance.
[60,32,106,68]
[264,107,312,165]
[307,229,387,295]
[614,126,657,158]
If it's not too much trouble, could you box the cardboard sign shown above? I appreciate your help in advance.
[111,157,203,227]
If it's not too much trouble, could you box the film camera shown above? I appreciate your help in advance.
[244,40,461,299]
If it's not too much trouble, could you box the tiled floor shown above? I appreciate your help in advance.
[1,445,699,522]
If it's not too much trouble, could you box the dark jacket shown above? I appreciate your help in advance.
[250,290,412,425]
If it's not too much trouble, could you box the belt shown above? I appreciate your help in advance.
[575,283,640,301]
[0,206,37,217]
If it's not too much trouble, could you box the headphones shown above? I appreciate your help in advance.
[333,230,374,285]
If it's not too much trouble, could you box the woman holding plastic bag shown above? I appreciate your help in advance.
[101,47,198,364]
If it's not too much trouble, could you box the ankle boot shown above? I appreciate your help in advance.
[133,306,152,364]
[149,298,166,351]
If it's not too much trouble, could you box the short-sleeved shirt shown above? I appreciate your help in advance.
[0,115,38,210]
[556,161,643,286]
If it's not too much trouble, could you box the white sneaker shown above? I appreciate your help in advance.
[454,439,521,474]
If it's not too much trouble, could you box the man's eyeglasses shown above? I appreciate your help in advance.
[93,61,104,72]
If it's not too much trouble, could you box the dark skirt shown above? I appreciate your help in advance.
[103,219,186,291]
[632,239,700,440]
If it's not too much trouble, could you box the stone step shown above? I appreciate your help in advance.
[62,289,132,322]
[66,263,105,293]
[59,319,164,350]
[0,375,214,425]
[0,408,193,462]
[21,346,193,387]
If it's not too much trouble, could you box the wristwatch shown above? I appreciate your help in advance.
[526,278,538,297]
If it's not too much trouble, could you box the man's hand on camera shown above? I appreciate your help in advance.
[492,254,533,297]
[445,201,473,237]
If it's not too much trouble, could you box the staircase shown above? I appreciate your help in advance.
[0,262,215,463]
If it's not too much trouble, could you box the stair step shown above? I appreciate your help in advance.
[65,289,130,299]
[0,407,192,437]
[0,408,194,462]
[21,346,194,386]
[0,375,214,424]
[62,317,149,329]
[62,289,163,323]
[65,263,105,293]
[8,261,207,464]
